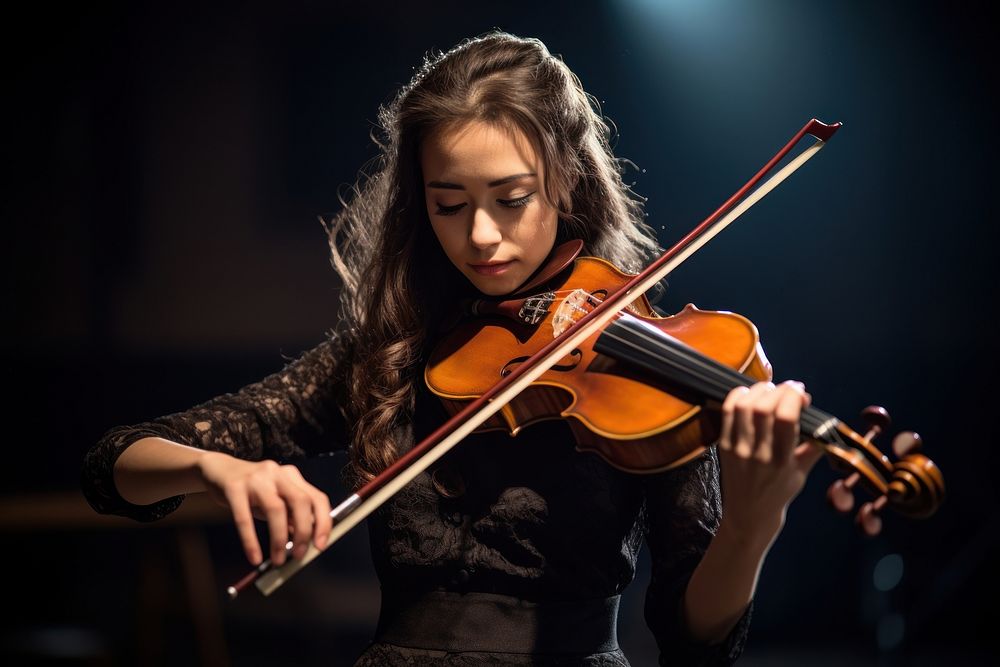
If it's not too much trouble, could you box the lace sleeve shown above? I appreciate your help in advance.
[641,446,752,666]
[81,336,350,523]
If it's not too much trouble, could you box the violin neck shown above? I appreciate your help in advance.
[594,314,840,444]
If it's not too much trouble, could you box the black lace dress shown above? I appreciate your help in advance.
[82,337,751,666]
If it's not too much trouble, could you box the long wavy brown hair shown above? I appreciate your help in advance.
[323,31,660,489]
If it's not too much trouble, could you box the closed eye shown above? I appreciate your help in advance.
[435,203,466,216]
[498,192,535,208]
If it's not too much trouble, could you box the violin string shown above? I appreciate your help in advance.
[549,289,775,406]
[598,322,751,399]
[561,292,836,436]
[612,321,835,438]
[602,323,843,447]
[596,316,837,441]
[541,290,842,443]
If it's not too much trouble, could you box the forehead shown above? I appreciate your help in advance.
[420,120,541,180]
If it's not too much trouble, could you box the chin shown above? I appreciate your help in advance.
[471,283,509,297]
[466,275,519,297]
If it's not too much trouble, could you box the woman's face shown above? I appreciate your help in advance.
[421,120,559,296]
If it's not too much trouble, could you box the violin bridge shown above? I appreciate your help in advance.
[551,288,641,337]
[552,289,594,337]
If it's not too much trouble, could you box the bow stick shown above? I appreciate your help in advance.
[227,117,843,598]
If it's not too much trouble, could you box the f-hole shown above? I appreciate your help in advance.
[501,349,583,377]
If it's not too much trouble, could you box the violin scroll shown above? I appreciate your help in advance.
[823,405,945,536]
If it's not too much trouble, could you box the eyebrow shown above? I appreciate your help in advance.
[426,173,536,190]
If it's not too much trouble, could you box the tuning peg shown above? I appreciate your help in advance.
[827,472,860,514]
[856,495,888,537]
[892,431,923,458]
[860,405,891,441]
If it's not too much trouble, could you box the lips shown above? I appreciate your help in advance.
[469,260,514,276]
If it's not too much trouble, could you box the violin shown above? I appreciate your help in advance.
[427,242,943,522]
[427,243,771,474]
[227,118,944,598]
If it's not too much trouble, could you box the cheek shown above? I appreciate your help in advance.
[428,217,463,263]
[525,207,558,249]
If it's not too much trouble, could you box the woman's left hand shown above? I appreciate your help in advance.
[717,380,826,549]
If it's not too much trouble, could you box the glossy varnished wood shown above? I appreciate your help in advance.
[425,257,772,472]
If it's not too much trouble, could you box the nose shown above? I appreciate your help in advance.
[469,207,502,249]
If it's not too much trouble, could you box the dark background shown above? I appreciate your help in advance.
[4,1,997,665]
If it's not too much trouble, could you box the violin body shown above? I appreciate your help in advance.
[425,255,773,472]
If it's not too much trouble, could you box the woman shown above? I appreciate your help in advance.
[82,31,822,666]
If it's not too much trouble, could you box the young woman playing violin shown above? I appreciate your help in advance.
[82,31,828,666]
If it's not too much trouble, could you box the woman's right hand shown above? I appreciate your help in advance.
[197,451,333,566]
